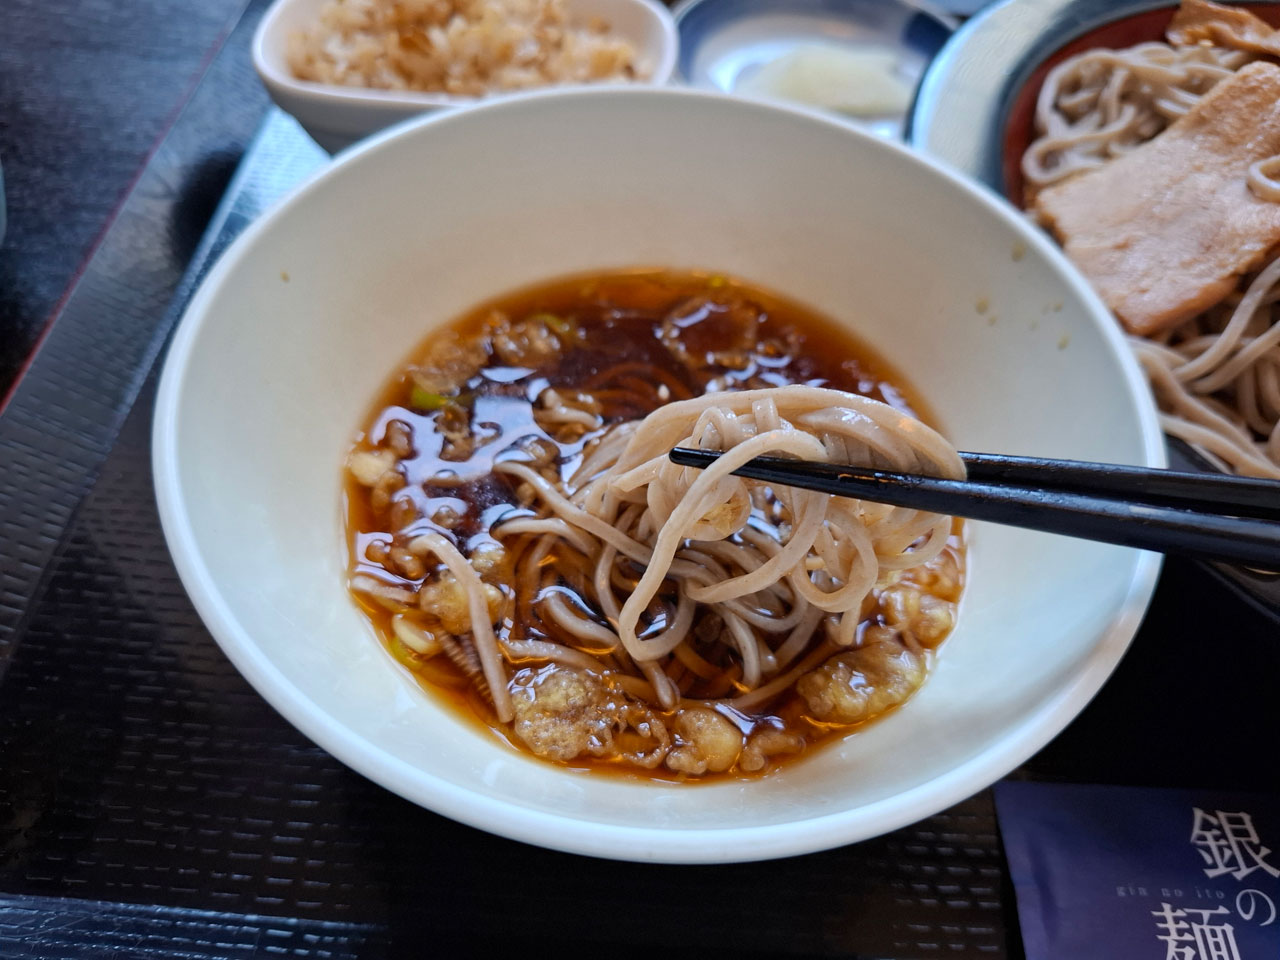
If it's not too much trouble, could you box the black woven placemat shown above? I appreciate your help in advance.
[0,894,385,959]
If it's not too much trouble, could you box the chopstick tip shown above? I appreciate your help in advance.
[669,447,716,468]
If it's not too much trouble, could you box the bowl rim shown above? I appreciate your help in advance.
[909,0,1280,197]
[670,0,961,35]
[251,0,680,111]
[152,84,1165,863]
[906,0,1206,188]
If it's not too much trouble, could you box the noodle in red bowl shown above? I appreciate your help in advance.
[1006,0,1280,479]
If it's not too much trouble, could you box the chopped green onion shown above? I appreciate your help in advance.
[708,275,728,289]
[389,638,418,668]
[409,386,451,410]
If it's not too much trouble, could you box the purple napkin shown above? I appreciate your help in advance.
[996,781,1280,959]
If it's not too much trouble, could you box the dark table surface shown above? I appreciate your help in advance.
[0,1,1277,958]
[0,0,252,404]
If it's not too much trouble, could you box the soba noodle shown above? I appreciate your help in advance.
[1130,261,1280,478]
[1024,42,1250,190]
[490,386,962,711]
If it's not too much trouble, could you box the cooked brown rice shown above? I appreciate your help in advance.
[287,0,649,96]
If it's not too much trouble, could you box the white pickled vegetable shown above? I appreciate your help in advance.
[737,44,912,117]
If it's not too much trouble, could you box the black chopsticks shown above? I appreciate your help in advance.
[667,448,1280,571]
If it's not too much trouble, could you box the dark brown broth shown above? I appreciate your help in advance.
[346,269,964,780]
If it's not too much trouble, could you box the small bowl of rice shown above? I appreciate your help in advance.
[253,0,678,151]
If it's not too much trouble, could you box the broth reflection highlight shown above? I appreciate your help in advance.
[345,271,965,780]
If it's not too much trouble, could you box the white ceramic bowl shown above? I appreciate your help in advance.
[252,0,679,151]
[153,87,1163,863]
